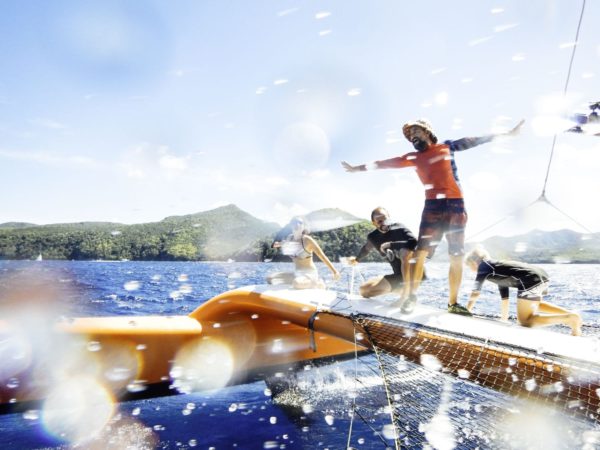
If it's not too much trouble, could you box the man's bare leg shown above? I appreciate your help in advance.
[399,249,413,299]
[448,254,464,306]
[359,276,393,298]
[409,250,428,296]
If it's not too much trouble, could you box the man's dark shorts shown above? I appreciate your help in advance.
[417,199,467,257]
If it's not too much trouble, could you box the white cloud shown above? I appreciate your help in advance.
[265,176,290,186]
[0,149,98,168]
[119,144,189,179]
[159,154,188,171]
[29,118,68,130]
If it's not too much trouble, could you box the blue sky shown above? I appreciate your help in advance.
[1,0,599,238]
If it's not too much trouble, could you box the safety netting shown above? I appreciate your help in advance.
[272,312,600,449]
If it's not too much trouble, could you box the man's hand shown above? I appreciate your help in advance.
[506,119,525,136]
[380,242,391,252]
[341,161,361,172]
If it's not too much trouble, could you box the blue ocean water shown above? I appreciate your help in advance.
[0,260,599,449]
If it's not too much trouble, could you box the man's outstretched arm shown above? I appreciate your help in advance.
[450,119,525,152]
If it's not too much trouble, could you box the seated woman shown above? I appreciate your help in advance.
[464,246,582,336]
[267,217,340,289]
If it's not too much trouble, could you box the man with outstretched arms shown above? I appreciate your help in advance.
[342,118,524,314]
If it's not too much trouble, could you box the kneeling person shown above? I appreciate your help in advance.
[465,247,582,336]
[348,207,417,300]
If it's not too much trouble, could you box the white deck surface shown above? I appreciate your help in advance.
[236,285,600,365]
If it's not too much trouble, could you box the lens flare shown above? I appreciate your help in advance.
[171,338,234,393]
[42,375,115,444]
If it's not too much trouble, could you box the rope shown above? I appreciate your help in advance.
[355,317,401,450]
[345,318,359,449]
[468,0,592,240]
[541,0,587,195]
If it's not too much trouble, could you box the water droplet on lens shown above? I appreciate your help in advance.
[23,410,39,420]
[87,341,102,352]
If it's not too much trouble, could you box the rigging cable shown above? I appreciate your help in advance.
[541,0,587,196]
[468,0,591,241]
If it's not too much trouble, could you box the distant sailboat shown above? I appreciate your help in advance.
[35,253,43,261]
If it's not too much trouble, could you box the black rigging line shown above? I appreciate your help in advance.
[468,0,591,241]
[541,0,587,196]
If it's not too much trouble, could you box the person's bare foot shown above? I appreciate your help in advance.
[569,313,582,336]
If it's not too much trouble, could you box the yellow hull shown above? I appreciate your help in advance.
[0,287,361,407]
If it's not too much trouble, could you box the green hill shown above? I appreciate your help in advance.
[1,207,599,263]
[0,205,279,261]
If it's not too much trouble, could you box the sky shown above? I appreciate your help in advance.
[1,0,599,239]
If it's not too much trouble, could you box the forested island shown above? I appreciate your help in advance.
[1,204,599,263]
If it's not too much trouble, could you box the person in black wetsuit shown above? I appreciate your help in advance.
[347,207,417,302]
[464,246,582,336]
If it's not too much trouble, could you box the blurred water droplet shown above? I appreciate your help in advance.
[189,439,198,447]
[124,280,140,291]
[263,388,272,396]
[132,407,141,416]
[269,416,277,424]
[186,403,196,410]
[126,382,147,393]
[229,403,238,412]
[324,414,334,426]
[525,378,537,391]
[87,341,102,352]
[6,378,19,389]
[105,366,132,381]
[23,410,39,420]
[136,344,147,351]
[179,284,193,294]
[382,424,398,439]
[420,354,442,371]
[457,369,470,379]
[302,404,313,414]
[182,409,191,416]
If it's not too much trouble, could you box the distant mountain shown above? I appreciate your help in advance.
[0,204,280,261]
[0,222,38,229]
[1,207,599,263]
[477,229,600,263]
[158,204,280,258]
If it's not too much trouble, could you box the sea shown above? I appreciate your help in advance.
[1,260,600,450]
